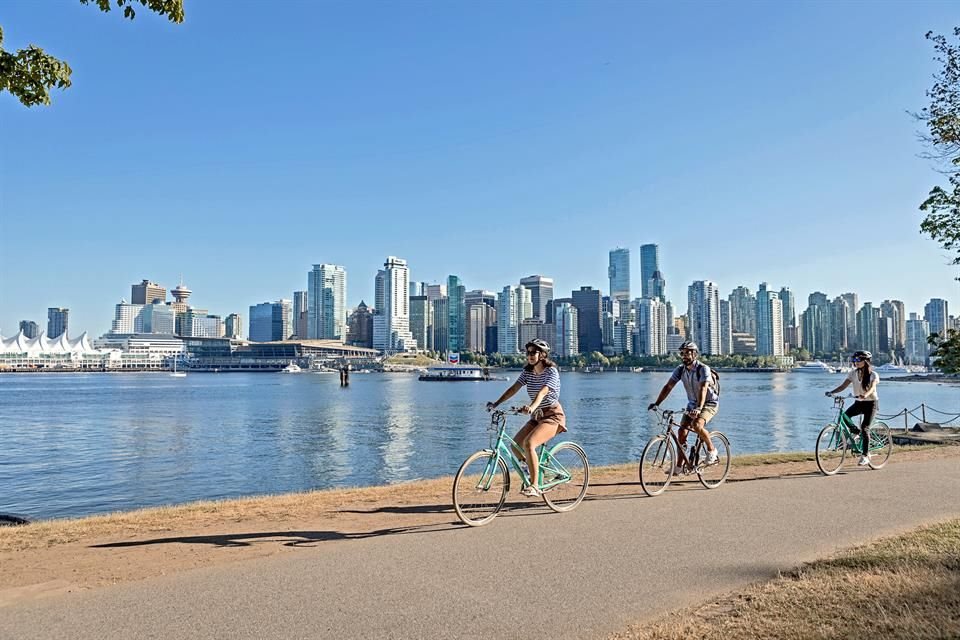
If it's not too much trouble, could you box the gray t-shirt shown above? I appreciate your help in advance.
[669,362,719,410]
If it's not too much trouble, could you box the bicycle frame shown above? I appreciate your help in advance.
[475,409,573,492]
[826,396,881,452]
[652,409,708,472]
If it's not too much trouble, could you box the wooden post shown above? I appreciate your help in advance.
[904,409,909,431]
[922,404,927,423]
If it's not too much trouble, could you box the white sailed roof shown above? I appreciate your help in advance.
[0,331,102,355]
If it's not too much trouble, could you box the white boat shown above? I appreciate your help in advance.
[631,367,644,373]
[170,358,186,378]
[875,363,910,375]
[793,361,836,373]
[281,361,302,374]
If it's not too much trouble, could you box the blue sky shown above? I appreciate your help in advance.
[1,0,958,335]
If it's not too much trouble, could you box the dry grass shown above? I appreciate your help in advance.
[610,518,960,640]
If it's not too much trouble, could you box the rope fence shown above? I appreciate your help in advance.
[876,404,960,428]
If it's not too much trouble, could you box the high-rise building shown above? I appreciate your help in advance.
[840,293,859,348]
[571,286,602,354]
[432,296,449,353]
[183,309,223,338]
[857,303,880,356]
[308,264,347,341]
[131,280,167,305]
[425,283,446,303]
[292,290,308,339]
[224,313,243,339]
[880,300,906,352]
[608,248,631,305]
[347,301,373,348]
[636,296,668,355]
[554,302,579,358]
[47,307,69,339]
[447,275,466,353]
[519,275,553,321]
[755,283,784,356]
[497,286,522,355]
[778,287,796,329]
[408,296,431,351]
[728,287,756,336]
[468,303,497,353]
[639,244,660,299]
[719,299,733,355]
[18,320,39,338]
[248,301,290,342]
[376,256,415,352]
[648,270,666,302]
[374,270,387,313]
[688,281,721,355]
[110,300,144,334]
[905,313,930,364]
[924,298,949,338]
[143,303,176,334]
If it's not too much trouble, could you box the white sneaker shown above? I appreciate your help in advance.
[858,455,871,466]
[520,485,542,497]
[705,449,719,465]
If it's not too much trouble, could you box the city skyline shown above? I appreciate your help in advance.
[2,2,960,333]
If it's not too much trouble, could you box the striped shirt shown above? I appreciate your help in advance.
[517,366,561,410]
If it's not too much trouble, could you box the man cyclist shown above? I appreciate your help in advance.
[647,340,720,471]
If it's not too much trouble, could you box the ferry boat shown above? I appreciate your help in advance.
[418,365,505,381]
[281,361,302,374]
[793,361,836,373]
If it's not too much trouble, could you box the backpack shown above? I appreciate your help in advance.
[697,363,721,399]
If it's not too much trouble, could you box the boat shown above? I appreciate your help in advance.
[170,357,187,378]
[281,361,302,374]
[418,365,505,381]
[875,363,910,375]
[630,367,644,373]
[793,361,836,373]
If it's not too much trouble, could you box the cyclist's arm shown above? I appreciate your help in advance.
[827,379,851,395]
[860,373,878,398]
[490,381,523,407]
[525,385,550,411]
[694,383,708,412]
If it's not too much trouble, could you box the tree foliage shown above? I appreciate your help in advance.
[0,0,183,107]
[917,28,960,277]
[928,329,960,374]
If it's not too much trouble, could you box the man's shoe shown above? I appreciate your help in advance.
[705,449,720,465]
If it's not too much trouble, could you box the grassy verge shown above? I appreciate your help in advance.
[611,518,960,640]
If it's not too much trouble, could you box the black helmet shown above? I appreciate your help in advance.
[679,340,699,353]
[852,350,872,360]
[525,339,551,354]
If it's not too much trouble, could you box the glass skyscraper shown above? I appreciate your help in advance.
[639,244,660,299]
[608,248,630,304]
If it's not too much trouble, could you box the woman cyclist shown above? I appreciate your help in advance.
[486,339,566,497]
[825,350,879,466]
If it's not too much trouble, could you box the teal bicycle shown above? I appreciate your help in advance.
[452,407,590,526]
[815,394,893,475]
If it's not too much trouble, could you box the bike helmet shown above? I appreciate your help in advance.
[525,339,551,354]
[679,340,699,353]
[851,350,872,361]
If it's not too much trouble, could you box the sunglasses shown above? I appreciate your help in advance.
[850,357,864,363]
[526,350,540,356]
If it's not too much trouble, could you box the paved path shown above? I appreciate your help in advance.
[5,458,960,639]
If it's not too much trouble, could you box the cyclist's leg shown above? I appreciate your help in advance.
[512,420,536,462]
[860,401,877,456]
[844,403,866,435]
[690,406,717,452]
[523,419,563,490]
[677,414,691,451]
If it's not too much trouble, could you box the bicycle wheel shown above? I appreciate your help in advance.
[639,435,675,497]
[867,421,892,470]
[541,442,589,513]
[452,450,509,526]
[696,432,731,489]
[815,424,847,476]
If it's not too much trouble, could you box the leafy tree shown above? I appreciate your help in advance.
[0,0,184,107]
[928,329,960,374]
[916,28,960,278]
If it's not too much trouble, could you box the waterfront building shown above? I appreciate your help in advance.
[347,301,374,348]
[905,313,930,364]
[307,264,347,341]
[608,248,631,306]
[554,302,579,358]
[292,290,308,339]
[408,296,431,351]
[665,332,686,353]
[829,296,849,353]
[636,296,668,356]
[755,283,784,357]
[447,275,466,353]
[131,280,167,305]
[497,286,522,355]
[47,307,69,339]
[519,275,553,322]
[248,301,290,342]
[374,270,386,313]
[143,302,176,334]
[731,332,757,355]
[520,318,554,349]
[602,309,616,354]
[379,256,415,352]
[465,289,496,310]
[170,280,192,315]
[880,300,906,353]
[183,309,223,338]
[639,244,660,299]
[2,330,105,370]
[688,281,721,355]
[571,286,603,354]
[674,314,688,340]
[432,296,449,354]
[468,303,496,353]
[779,287,796,329]
[18,320,39,339]
[224,313,243,340]
[728,287,756,336]
[840,292,859,348]
[616,320,635,356]
[856,303,880,357]
[924,298,949,338]
[719,299,733,355]
[110,300,145,334]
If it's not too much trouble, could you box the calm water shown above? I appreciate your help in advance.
[1,371,957,520]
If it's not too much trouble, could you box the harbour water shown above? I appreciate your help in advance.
[1,371,957,520]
